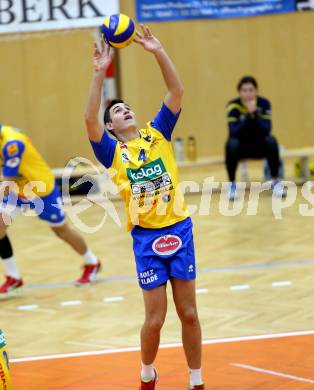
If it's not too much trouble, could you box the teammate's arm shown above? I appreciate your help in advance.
[135,25,184,114]
[85,41,113,142]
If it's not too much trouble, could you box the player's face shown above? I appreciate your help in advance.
[239,83,258,102]
[109,103,136,132]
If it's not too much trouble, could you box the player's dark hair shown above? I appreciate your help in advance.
[103,99,125,125]
[237,76,258,91]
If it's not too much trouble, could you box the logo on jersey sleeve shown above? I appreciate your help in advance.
[7,143,19,156]
[5,157,20,168]
[152,235,182,255]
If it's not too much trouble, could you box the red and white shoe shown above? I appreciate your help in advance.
[190,385,205,389]
[75,261,102,285]
[0,276,23,294]
[140,369,158,389]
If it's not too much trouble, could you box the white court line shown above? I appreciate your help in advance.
[232,363,314,384]
[65,341,114,349]
[60,300,81,307]
[196,288,208,294]
[104,296,124,302]
[272,281,292,287]
[230,284,250,291]
[17,305,38,310]
[10,329,314,363]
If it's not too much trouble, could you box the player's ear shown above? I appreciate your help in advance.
[106,121,114,131]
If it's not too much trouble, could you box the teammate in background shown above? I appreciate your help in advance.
[0,124,101,293]
[85,25,205,390]
[225,76,285,200]
[0,328,12,390]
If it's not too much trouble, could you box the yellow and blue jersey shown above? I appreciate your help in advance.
[91,103,189,231]
[0,329,12,390]
[0,125,55,198]
[226,96,272,139]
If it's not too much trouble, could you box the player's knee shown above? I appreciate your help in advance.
[0,214,8,237]
[145,316,165,333]
[264,135,278,148]
[177,307,199,326]
[51,225,68,239]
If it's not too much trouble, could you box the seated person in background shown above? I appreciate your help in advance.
[225,75,285,200]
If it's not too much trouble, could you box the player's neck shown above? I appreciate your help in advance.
[116,128,140,143]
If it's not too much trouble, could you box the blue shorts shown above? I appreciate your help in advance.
[1,182,65,226]
[131,217,196,290]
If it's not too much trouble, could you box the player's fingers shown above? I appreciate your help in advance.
[134,37,143,45]
[140,23,148,36]
[136,30,144,39]
[146,26,153,37]
[108,46,114,60]
[94,42,100,56]
[101,37,106,53]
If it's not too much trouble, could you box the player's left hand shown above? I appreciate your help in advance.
[246,99,257,114]
[134,24,162,53]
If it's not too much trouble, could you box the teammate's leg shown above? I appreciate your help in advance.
[171,278,203,388]
[37,182,101,284]
[50,222,101,284]
[0,213,23,294]
[50,223,88,254]
[140,284,167,385]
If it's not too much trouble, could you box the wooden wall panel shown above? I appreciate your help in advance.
[0,3,314,166]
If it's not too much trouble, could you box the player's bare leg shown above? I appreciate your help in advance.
[0,213,23,294]
[50,223,87,254]
[140,284,167,386]
[171,278,204,388]
[50,223,101,284]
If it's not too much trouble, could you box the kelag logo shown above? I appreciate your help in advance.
[127,158,166,183]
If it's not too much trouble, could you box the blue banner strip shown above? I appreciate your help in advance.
[136,0,296,23]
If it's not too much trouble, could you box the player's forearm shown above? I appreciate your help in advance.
[85,73,105,125]
[154,47,184,104]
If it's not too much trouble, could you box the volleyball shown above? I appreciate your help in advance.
[101,14,136,49]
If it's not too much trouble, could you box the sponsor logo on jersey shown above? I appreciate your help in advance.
[152,235,182,255]
[127,158,166,183]
[162,194,171,203]
[121,151,130,163]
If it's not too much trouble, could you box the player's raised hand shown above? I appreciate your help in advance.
[93,39,113,75]
[134,24,162,53]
